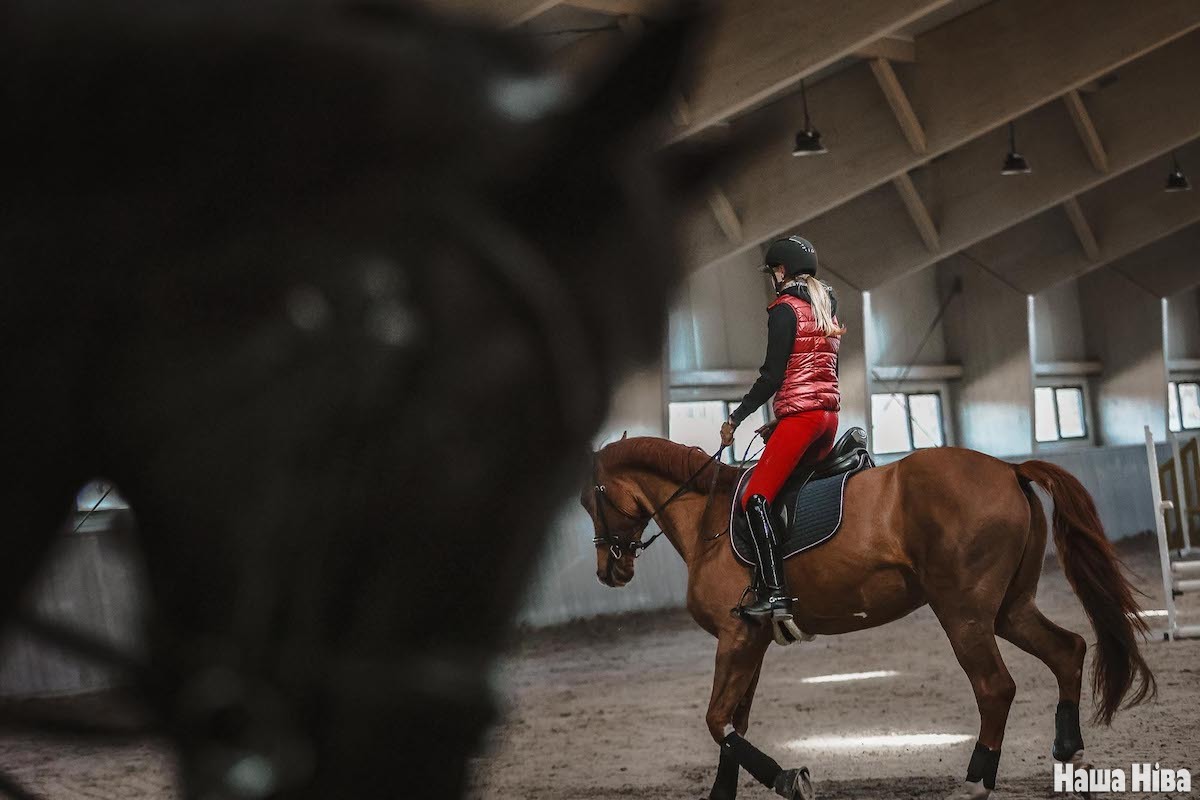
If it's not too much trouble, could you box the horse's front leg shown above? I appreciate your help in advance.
[706,661,764,800]
[704,627,810,800]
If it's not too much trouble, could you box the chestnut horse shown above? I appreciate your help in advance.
[581,437,1155,800]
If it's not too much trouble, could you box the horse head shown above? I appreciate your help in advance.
[582,457,652,588]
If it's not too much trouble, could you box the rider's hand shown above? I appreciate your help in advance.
[720,419,736,448]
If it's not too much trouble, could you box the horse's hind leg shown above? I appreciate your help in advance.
[997,602,1087,763]
[936,610,1016,800]
[996,490,1088,766]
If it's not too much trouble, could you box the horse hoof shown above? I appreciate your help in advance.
[942,780,990,800]
[1065,750,1092,799]
[774,767,814,799]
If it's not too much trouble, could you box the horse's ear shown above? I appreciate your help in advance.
[565,2,710,147]
[621,430,628,440]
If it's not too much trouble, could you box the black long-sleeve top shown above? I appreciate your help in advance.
[729,285,837,425]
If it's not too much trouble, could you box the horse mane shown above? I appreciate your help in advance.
[597,436,738,491]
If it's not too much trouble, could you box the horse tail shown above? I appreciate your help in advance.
[1014,460,1156,725]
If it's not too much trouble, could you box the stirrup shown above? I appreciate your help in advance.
[742,594,791,619]
[772,616,814,646]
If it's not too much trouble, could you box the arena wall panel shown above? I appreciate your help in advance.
[1079,267,1169,444]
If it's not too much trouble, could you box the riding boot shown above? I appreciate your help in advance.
[742,494,792,620]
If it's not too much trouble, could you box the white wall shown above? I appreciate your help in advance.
[1079,267,1168,444]
[1033,279,1089,363]
[866,267,949,367]
[517,366,693,626]
[668,251,771,372]
[1009,441,1177,542]
[1166,287,1200,361]
[938,256,1034,457]
[826,270,867,435]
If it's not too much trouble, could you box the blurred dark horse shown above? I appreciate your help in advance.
[0,1,745,796]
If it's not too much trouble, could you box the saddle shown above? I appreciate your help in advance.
[730,427,874,567]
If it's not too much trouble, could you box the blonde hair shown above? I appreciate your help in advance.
[802,275,846,337]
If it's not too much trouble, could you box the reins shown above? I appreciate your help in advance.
[591,433,765,562]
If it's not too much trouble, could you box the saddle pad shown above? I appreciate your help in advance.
[730,455,870,568]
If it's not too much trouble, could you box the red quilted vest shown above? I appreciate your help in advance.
[769,293,840,417]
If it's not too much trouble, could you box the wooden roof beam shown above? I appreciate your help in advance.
[433,0,561,25]
[668,0,954,140]
[708,189,743,245]
[855,36,916,63]
[550,0,950,128]
[552,0,951,137]
[1062,196,1101,261]
[785,35,1200,292]
[892,173,939,252]
[1063,90,1110,173]
[972,139,1200,294]
[560,0,654,15]
[681,1,1200,273]
[870,57,927,154]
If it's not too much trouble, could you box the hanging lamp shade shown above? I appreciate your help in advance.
[792,80,827,157]
[1165,152,1191,192]
[792,128,826,156]
[1001,121,1031,175]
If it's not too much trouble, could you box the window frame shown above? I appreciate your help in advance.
[1034,382,1091,447]
[1170,379,1200,432]
[667,398,770,465]
[869,387,948,456]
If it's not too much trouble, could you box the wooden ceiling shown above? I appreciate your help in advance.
[433,0,1200,297]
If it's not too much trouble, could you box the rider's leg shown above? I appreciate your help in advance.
[741,493,790,618]
[740,411,837,619]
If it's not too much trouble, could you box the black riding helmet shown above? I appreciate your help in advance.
[761,235,818,278]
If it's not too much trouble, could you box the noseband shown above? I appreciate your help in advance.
[591,483,660,560]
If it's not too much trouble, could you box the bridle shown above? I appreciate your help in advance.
[590,445,725,576]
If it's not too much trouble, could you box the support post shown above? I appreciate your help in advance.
[1147,425,1181,640]
[1170,432,1193,555]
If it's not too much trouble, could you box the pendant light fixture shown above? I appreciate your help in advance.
[1165,151,1191,192]
[1001,121,1031,175]
[792,80,827,156]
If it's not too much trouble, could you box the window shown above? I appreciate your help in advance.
[870,392,945,455]
[668,400,769,464]
[76,480,128,512]
[1170,381,1200,432]
[1035,386,1088,443]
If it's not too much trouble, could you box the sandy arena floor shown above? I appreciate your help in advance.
[470,538,1199,800]
[0,538,1196,799]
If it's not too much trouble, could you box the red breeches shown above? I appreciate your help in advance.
[740,410,838,509]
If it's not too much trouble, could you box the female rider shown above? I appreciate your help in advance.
[719,235,843,621]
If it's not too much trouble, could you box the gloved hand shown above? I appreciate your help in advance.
[720,419,736,448]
